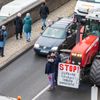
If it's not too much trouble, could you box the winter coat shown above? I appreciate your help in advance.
[45,59,55,74]
[23,16,32,33]
[14,16,23,34]
[54,54,61,72]
[39,5,49,19]
[0,29,8,47]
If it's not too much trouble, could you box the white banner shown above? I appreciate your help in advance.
[57,63,80,88]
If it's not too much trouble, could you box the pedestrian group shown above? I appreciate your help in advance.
[0,1,60,91]
[0,1,49,57]
[0,1,61,91]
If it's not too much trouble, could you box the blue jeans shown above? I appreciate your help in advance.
[47,73,55,87]
[25,32,31,41]
[42,18,46,30]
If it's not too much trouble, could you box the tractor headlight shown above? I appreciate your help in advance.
[34,44,39,48]
[72,53,77,56]
[72,53,82,57]
[77,53,82,57]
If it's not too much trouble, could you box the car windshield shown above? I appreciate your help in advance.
[79,0,100,3]
[42,27,66,39]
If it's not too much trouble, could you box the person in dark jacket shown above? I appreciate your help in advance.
[14,13,23,40]
[23,13,32,42]
[0,25,8,57]
[39,2,49,30]
[45,54,55,90]
[54,51,61,86]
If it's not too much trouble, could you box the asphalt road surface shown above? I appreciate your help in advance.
[0,49,100,100]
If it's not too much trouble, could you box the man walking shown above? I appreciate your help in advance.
[0,25,8,57]
[14,13,23,40]
[39,2,49,30]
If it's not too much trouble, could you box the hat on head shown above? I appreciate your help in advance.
[17,13,21,17]
[26,13,30,17]
[2,25,6,30]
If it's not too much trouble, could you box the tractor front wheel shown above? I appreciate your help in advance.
[90,59,100,86]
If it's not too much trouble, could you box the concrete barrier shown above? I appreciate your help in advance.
[0,0,70,37]
[0,0,13,8]
[0,0,44,37]
[46,0,70,12]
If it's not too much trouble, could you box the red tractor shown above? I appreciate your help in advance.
[58,10,100,88]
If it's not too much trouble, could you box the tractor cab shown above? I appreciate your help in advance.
[84,10,100,37]
[85,10,100,53]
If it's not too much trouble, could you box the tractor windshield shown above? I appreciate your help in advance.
[89,20,100,36]
[85,19,100,37]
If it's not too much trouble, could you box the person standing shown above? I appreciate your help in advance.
[54,51,61,86]
[45,54,55,90]
[23,13,32,42]
[39,2,49,30]
[0,25,8,57]
[14,13,23,40]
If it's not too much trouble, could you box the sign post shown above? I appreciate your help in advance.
[57,63,80,88]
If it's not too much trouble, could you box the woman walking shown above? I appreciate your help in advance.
[23,13,32,42]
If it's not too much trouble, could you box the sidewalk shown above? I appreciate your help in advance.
[0,0,76,69]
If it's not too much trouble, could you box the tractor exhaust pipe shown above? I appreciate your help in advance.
[76,22,81,44]
[76,22,84,44]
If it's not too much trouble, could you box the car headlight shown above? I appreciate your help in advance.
[51,47,58,51]
[34,44,39,48]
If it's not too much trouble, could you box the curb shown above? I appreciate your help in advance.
[0,37,38,71]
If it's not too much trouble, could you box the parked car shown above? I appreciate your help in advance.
[33,17,77,55]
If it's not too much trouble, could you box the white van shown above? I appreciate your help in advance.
[74,0,100,17]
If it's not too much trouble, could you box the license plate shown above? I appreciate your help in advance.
[40,50,49,53]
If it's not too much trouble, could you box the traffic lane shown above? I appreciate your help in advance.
[36,82,100,100]
[0,49,48,100]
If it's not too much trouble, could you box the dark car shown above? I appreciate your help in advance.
[33,17,77,55]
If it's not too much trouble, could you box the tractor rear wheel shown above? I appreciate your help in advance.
[90,59,100,86]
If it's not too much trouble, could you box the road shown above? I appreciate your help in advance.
[0,49,100,100]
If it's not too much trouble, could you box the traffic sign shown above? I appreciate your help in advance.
[57,63,80,88]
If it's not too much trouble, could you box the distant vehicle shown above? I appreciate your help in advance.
[33,17,77,55]
[0,0,38,22]
[0,95,16,100]
[74,0,100,17]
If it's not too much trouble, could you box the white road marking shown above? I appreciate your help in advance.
[32,85,50,100]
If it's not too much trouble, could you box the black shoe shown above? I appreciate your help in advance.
[20,35,22,38]
[16,37,18,40]
[41,26,44,30]
[1,55,4,57]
